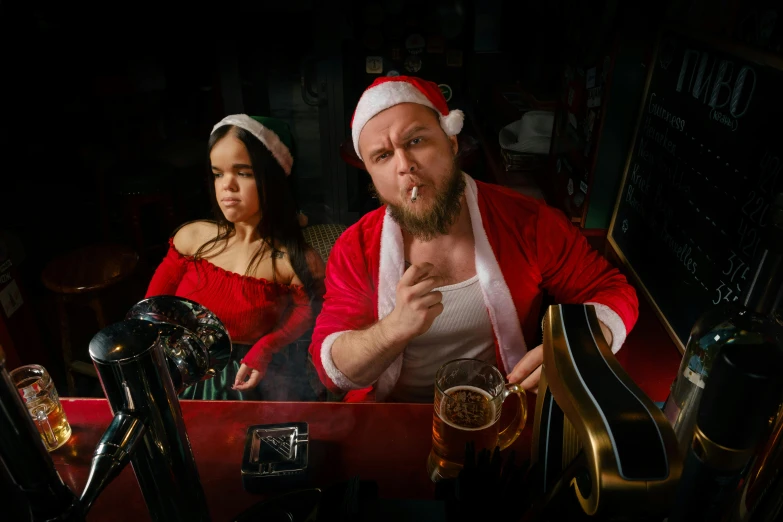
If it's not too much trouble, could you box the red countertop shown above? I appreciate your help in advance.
[54,396,535,521]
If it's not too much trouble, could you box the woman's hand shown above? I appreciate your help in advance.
[233,363,262,391]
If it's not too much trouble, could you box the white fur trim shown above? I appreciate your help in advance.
[587,302,627,354]
[440,110,464,136]
[370,173,527,399]
[464,175,527,372]
[377,211,405,320]
[320,330,366,390]
[212,114,294,175]
[375,210,406,400]
[352,82,463,159]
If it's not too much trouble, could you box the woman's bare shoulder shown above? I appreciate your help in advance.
[277,246,325,286]
[172,221,219,255]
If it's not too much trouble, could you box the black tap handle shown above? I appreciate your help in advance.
[79,411,146,514]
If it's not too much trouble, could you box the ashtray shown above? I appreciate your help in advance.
[241,422,309,493]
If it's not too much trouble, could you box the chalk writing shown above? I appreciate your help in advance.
[611,30,781,348]
[710,108,739,131]
[713,280,737,305]
[638,134,691,194]
[722,251,751,285]
[741,190,770,226]
[738,217,761,259]
[653,183,676,224]
[661,222,698,275]
[630,163,652,194]
[676,49,757,118]
[649,93,687,131]
[625,184,648,217]
[643,117,677,155]
[758,151,781,195]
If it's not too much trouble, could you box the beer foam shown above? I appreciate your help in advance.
[439,385,496,431]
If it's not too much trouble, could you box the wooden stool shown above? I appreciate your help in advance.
[41,244,139,396]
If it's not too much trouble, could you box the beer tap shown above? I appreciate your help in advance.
[0,296,231,521]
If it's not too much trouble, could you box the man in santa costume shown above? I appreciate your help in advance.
[309,76,638,402]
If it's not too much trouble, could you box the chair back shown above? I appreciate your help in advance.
[302,224,347,263]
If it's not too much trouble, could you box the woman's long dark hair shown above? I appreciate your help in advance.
[192,125,316,298]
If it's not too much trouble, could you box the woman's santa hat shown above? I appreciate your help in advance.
[212,114,294,176]
[351,76,464,159]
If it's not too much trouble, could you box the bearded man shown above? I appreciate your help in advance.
[309,76,639,402]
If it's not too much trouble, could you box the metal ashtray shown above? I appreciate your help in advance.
[241,422,309,493]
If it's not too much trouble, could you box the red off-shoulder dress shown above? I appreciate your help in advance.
[146,239,316,399]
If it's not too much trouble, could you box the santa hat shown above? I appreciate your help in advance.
[350,76,464,159]
[211,114,294,175]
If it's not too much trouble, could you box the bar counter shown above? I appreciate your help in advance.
[55,396,534,521]
[52,293,681,521]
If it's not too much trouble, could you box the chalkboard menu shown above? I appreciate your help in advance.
[608,28,783,351]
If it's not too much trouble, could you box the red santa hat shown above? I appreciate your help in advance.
[350,76,464,159]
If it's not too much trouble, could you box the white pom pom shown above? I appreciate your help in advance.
[440,109,464,136]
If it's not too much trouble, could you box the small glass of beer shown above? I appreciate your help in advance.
[427,358,526,481]
[10,364,72,452]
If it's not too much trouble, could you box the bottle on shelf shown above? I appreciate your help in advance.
[662,193,783,454]
[667,341,783,522]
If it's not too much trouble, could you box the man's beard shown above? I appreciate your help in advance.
[371,162,465,241]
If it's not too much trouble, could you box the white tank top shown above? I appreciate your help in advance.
[388,274,495,403]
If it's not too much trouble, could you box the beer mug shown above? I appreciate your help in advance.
[10,364,72,451]
[427,358,527,481]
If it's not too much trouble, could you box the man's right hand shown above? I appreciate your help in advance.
[382,263,444,343]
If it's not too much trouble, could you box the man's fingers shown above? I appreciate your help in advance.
[425,302,445,322]
[410,275,445,296]
[417,290,443,308]
[507,345,544,383]
[400,262,435,286]
[519,366,542,392]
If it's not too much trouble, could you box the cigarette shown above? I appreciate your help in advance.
[411,186,418,202]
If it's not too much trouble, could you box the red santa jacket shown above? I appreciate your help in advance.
[309,174,639,401]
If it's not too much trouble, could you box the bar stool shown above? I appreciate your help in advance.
[41,244,139,395]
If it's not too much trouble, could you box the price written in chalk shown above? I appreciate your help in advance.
[722,251,751,284]
[742,190,770,227]
[713,280,742,305]
[738,217,762,260]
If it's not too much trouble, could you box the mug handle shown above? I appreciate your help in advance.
[34,408,57,450]
[497,384,527,450]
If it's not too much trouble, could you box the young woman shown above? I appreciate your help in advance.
[146,114,324,400]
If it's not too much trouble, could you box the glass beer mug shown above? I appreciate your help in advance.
[10,364,72,451]
[427,358,527,481]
